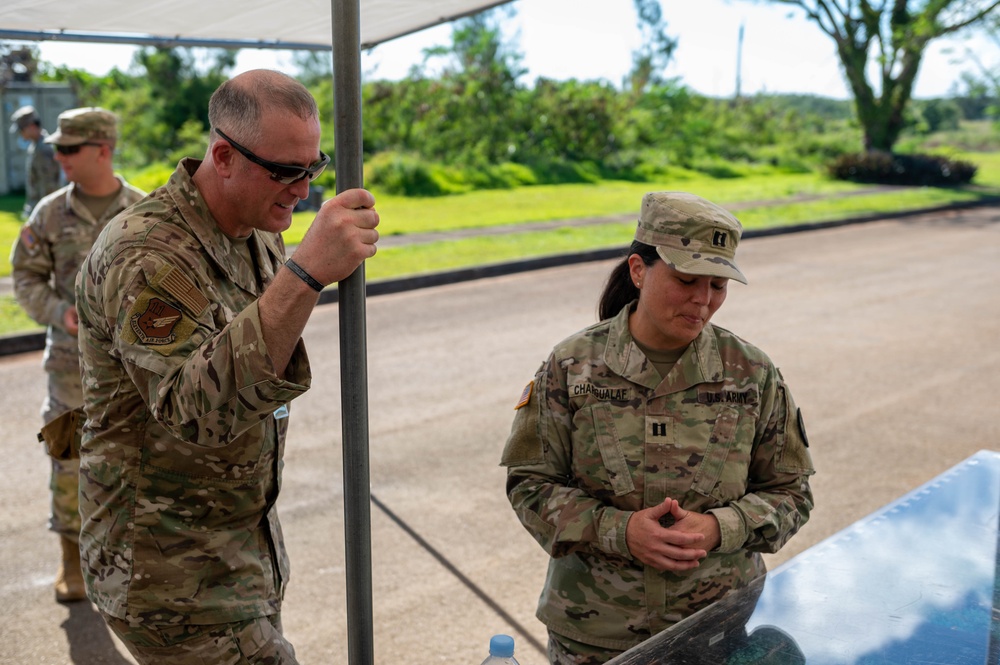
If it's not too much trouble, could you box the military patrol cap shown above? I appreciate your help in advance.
[45,107,117,146]
[9,105,39,133]
[635,191,748,285]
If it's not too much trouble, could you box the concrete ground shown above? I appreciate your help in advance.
[0,204,998,664]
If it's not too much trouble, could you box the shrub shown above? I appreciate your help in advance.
[914,99,963,134]
[527,159,602,185]
[827,151,977,186]
[690,158,749,179]
[460,162,539,190]
[364,152,452,196]
[490,162,538,187]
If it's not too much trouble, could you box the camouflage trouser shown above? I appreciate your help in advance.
[103,613,298,665]
[41,371,82,540]
[548,631,625,665]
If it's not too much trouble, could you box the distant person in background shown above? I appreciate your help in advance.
[502,191,815,664]
[9,105,63,219]
[10,107,145,603]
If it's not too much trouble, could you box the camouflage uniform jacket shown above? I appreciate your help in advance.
[502,303,814,651]
[11,177,145,378]
[75,158,312,625]
[25,130,62,215]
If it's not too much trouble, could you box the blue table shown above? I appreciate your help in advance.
[608,450,1000,664]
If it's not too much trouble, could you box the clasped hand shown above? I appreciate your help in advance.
[625,498,721,572]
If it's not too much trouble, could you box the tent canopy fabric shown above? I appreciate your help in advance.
[0,0,511,50]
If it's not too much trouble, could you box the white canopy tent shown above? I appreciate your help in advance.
[0,0,511,50]
[2,2,511,663]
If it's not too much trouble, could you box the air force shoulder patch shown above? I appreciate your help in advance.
[122,287,199,355]
[131,297,182,344]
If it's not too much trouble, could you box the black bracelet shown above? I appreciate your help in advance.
[285,258,324,292]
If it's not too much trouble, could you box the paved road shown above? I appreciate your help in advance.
[1,205,998,664]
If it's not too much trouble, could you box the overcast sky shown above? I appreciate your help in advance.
[35,0,990,99]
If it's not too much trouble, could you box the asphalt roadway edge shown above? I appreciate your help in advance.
[2,197,997,358]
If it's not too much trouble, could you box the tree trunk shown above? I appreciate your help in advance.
[765,0,1000,154]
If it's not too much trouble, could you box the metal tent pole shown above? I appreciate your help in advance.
[331,1,374,664]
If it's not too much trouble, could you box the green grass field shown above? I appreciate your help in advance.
[285,173,866,244]
[3,150,999,337]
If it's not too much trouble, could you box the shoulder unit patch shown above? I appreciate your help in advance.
[121,286,199,355]
[131,297,182,345]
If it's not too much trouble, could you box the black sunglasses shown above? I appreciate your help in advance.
[215,128,330,185]
[55,143,103,155]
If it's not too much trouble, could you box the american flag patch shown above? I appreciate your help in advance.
[155,265,209,316]
[515,380,534,410]
[20,226,40,254]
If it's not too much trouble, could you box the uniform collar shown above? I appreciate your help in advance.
[61,176,130,225]
[165,158,285,296]
[604,301,725,394]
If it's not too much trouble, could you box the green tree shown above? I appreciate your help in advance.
[421,7,527,164]
[133,48,236,157]
[622,79,704,165]
[915,97,962,131]
[629,0,678,93]
[39,47,236,168]
[293,50,333,87]
[953,12,1000,118]
[360,74,441,155]
[523,78,621,164]
[749,0,1000,151]
[951,71,998,118]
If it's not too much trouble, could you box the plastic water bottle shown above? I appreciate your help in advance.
[480,634,520,665]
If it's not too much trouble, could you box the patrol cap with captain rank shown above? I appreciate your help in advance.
[635,191,748,285]
[44,107,118,146]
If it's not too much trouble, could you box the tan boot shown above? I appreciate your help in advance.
[55,535,87,603]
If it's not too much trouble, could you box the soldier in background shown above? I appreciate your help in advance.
[502,192,815,664]
[75,69,378,664]
[10,107,145,603]
[9,105,63,219]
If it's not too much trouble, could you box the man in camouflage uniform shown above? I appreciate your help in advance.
[502,192,815,664]
[10,105,63,219]
[75,69,379,664]
[11,107,145,603]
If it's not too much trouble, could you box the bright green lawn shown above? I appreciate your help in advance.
[282,172,868,244]
[3,152,999,336]
[0,194,23,278]
[0,296,38,335]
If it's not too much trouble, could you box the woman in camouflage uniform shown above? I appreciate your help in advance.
[502,191,815,664]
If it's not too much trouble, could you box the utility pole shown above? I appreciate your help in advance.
[735,21,744,101]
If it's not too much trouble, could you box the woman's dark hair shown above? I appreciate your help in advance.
[597,240,660,320]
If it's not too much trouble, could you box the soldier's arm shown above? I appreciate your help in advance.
[83,244,310,448]
[258,187,379,377]
[502,358,635,561]
[707,368,815,554]
[10,213,71,329]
